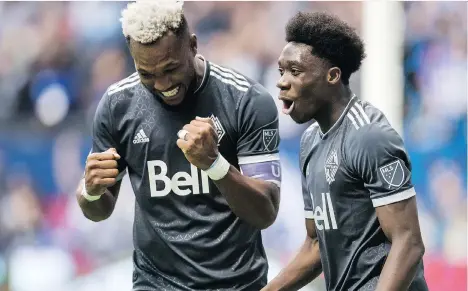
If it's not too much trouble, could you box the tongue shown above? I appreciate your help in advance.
[282,102,295,115]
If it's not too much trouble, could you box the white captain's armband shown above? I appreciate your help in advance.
[238,153,281,187]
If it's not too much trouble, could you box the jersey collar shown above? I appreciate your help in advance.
[319,94,357,139]
[194,55,209,94]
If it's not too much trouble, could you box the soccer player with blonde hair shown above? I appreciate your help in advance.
[76,1,282,290]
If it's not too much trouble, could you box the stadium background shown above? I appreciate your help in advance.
[0,1,466,291]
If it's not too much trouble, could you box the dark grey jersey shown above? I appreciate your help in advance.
[90,57,280,290]
[300,96,428,291]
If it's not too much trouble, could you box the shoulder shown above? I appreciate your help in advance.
[345,103,405,159]
[97,72,144,113]
[345,99,401,146]
[93,72,142,121]
[103,72,141,107]
[106,72,140,97]
[209,62,254,94]
[208,61,275,113]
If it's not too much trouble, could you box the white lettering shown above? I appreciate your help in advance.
[313,192,338,230]
[200,168,210,194]
[272,162,281,178]
[147,160,210,197]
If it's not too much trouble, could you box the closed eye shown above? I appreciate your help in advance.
[165,65,181,74]
[291,69,300,76]
[139,72,153,79]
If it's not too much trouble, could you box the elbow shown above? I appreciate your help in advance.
[394,233,426,262]
[83,211,110,222]
[256,210,278,230]
[414,240,425,260]
[409,234,425,260]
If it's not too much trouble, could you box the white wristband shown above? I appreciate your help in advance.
[81,181,103,202]
[204,154,230,181]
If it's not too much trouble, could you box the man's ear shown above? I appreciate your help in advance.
[189,34,198,55]
[327,67,341,85]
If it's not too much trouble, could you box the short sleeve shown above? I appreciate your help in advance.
[236,84,280,165]
[91,92,127,180]
[351,124,415,207]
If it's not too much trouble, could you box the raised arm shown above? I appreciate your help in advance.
[76,92,128,222]
[176,84,281,229]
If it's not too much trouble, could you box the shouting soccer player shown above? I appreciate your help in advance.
[76,2,281,290]
[263,12,428,291]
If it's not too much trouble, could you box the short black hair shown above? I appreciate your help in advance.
[286,12,365,85]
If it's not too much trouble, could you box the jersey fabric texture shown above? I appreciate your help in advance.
[300,96,428,291]
[90,57,280,291]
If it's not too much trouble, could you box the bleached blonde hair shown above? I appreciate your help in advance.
[121,0,184,44]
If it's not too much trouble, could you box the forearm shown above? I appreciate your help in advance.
[76,180,118,222]
[213,165,279,229]
[266,237,322,291]
[376,238,425,291]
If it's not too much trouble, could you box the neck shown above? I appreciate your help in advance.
[315,85,353,134]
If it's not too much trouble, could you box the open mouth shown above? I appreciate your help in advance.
[161,86,180,98]
[282,99,295,115]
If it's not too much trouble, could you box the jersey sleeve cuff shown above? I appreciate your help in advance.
[238,153,279,165]
[371,187,416,207]
[304,210,314,219]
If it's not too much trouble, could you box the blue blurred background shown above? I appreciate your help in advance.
[0,2,465,291]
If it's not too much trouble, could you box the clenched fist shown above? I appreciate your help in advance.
[176,116,219,170]
[84,148,121,197]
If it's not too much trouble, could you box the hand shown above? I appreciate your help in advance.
[84,148,121,196]
[176,116,219,170]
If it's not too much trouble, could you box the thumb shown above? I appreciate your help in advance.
[106,148,121,160]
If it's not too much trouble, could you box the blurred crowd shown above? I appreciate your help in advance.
[0,2,465,291]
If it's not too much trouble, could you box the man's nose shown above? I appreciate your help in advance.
[154,75,173,92]
[276,75,290,91]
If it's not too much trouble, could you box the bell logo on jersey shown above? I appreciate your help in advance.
[313,192,338,230]
[147,160,210,197]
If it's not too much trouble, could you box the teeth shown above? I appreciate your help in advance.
[162,86,180,97]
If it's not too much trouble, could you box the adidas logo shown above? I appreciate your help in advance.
[133,129,149,144]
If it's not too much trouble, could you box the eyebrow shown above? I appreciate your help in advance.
[278,59,303,67]
[285,60,303,67]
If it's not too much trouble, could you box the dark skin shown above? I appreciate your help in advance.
[261,219,322,291]
[77,29,280,229]
[129,29,203,106]
[276,42,351,131]
[263,42,425,290]
[177,117,280,229]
